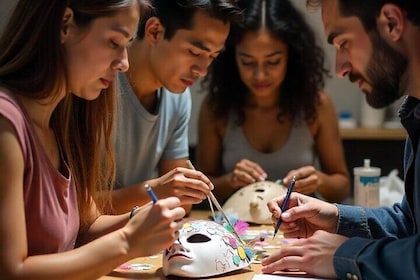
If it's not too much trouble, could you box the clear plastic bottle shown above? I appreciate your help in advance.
[353,159,381,207]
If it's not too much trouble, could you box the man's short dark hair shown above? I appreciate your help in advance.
[137,0,242,39]
[307,0,420,30]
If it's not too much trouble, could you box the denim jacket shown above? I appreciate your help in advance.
[333,96,420,280]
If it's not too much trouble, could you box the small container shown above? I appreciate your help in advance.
[339,111,357,128]
[353,159,381,207]
[360,99,385,128]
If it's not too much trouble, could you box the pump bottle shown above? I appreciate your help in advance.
[353,159,381,207]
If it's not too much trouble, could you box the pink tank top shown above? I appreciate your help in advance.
[0,89,79,255]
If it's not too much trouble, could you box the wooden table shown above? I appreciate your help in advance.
[103,257,261,280]
[99,211,281,280]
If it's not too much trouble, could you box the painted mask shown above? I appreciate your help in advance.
[163,220,252,278]
[222,181,287,224]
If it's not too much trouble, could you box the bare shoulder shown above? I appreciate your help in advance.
[0,114,17,133]
[315,90,337,120]
[309,91,338,134]
[199,94,215,118]
[317,90,334,109]
[0,114,24,172]
[199,94,228,134]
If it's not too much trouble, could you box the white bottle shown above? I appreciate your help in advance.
[353,159,381,207]
[360,98,385,128]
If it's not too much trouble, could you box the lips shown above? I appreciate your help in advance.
[167,253,192,261]
[181,78,196,87]
[100,78,113,88]
[253,83,271,89]
[355,79,367,91]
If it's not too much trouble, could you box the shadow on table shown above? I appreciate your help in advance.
[108,267,254,280]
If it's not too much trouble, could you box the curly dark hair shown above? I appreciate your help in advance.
[203,0,328,125]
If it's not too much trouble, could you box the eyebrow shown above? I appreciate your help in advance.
[190,41,225,54]
[112,26,131,39]
[238,50,284,58]
[327,31,340,45]
[112,26,136,45]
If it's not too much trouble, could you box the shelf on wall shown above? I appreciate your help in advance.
[340,128,407,140]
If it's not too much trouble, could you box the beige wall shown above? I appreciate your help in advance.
[1,0,393,146]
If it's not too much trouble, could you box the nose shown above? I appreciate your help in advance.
[191,57,211,78]
[250,200,259,209]
[112,48,129,72]
[253,64,268,80]
[335,50,352,78]
[169,240,190,253]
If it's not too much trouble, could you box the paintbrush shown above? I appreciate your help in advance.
[144,184,185,248]
[272,176,296,239]
[185,160,243,243]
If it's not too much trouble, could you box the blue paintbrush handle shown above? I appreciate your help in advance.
[273,176,296,239]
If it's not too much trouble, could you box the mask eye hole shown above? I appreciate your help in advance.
[255,189,265,193]
[187,234,211,243]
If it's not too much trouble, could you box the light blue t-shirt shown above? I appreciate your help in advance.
[114,73,191,189]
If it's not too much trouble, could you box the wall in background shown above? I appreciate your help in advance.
[0,0,383,146]
[0,0,15,37]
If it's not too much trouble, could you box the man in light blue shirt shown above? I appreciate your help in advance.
[111,0,242,214]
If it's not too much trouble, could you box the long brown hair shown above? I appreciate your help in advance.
[0,0,151,227]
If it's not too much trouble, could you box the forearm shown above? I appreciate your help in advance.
[4,230,132,280]
[334,235,420,280]
[337,197,414,239]
[109,182,152,214]
[208,174,237,204]
[316,171,350,203]
[78,214,129,244]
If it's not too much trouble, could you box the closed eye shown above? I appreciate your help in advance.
[241,61,255,66]
[110,40,120,49]
[267,60,280,65]
[189,50,200,57]
[335,39,348,51]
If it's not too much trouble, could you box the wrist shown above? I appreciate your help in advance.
[226,173,236,189]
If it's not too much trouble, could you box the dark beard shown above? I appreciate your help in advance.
[363,29,407,109]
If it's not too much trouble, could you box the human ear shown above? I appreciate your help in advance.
[144,17,165,46]
[61,8,74,43]
[377,4,405,42]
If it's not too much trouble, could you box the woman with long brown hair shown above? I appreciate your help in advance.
[0,0,185,279]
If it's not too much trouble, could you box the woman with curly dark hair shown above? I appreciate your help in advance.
[196,0,350,203]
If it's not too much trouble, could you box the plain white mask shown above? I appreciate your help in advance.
[223,181,287,224]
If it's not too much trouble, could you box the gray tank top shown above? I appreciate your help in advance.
[222,113,317,181]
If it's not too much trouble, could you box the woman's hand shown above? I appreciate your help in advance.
[282,166,319,195]
[229,159,267,189]
[124,197,185,257]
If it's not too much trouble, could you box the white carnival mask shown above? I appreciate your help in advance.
[162,219,252,278]
[222,181,287,224]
